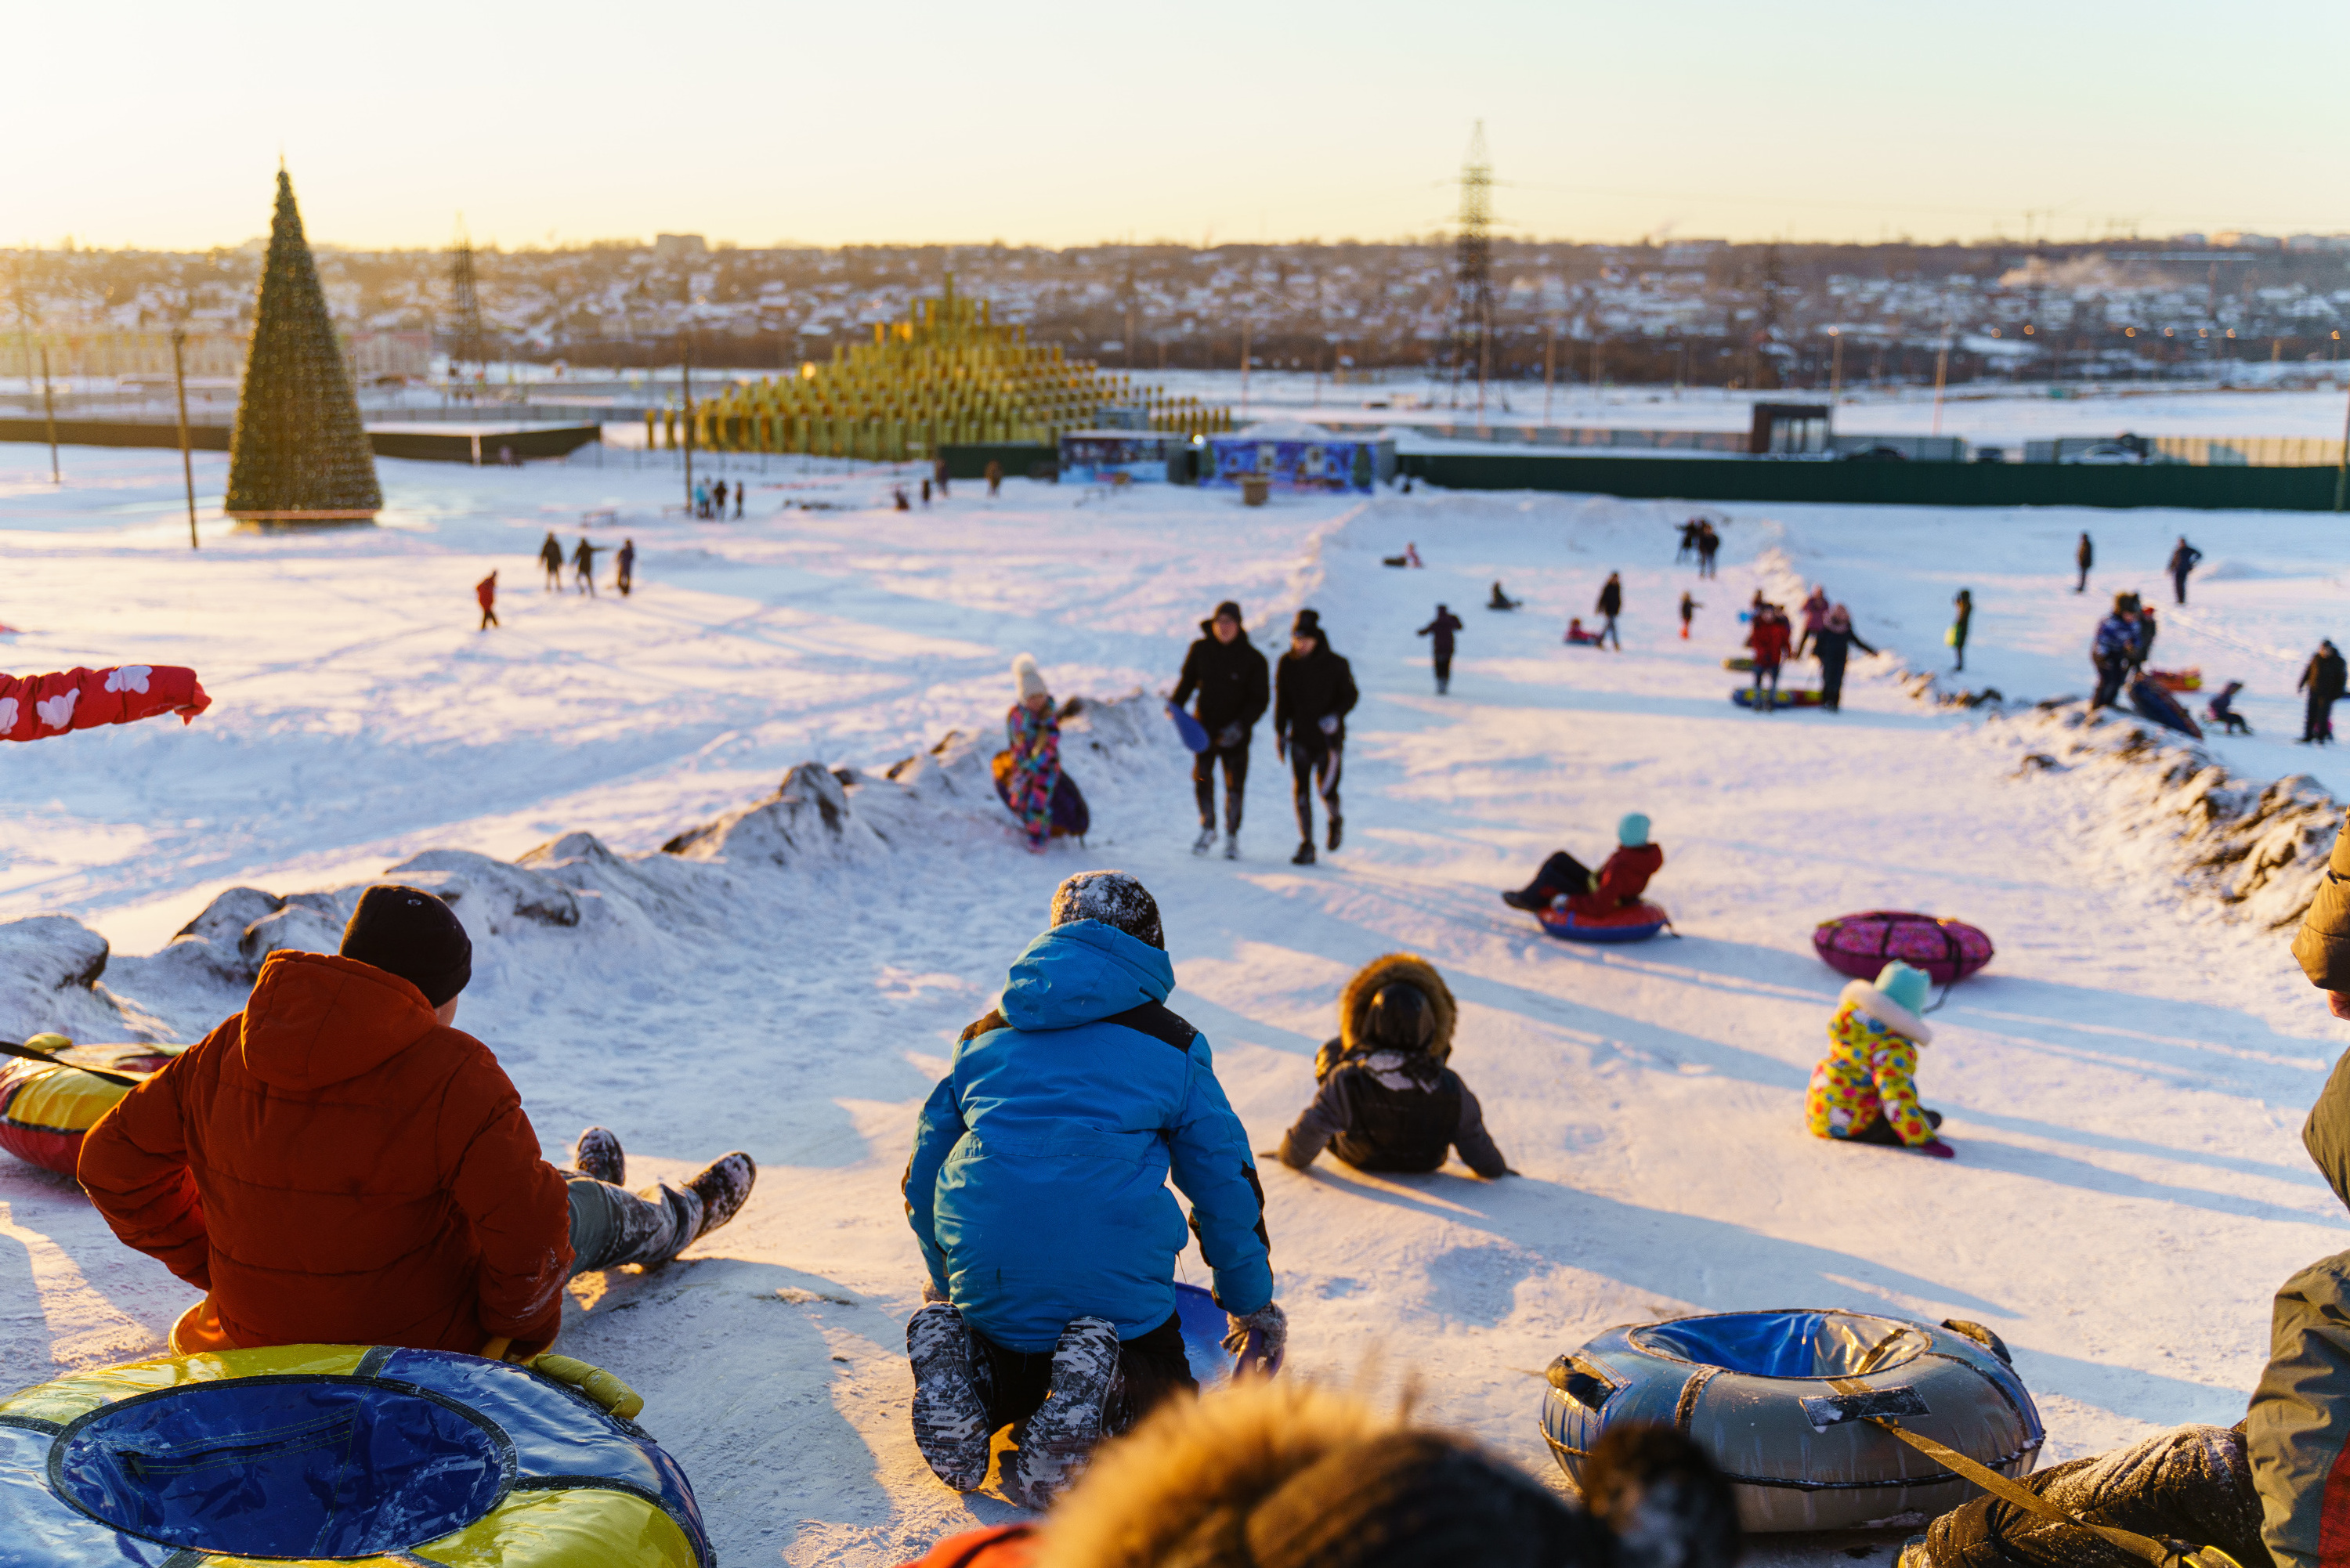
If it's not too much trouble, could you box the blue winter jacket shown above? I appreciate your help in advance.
[904,919,1273,1353]
[2093,612,2138,663]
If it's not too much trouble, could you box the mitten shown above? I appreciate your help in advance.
[1222,1302,1287,1372]
[1916,1140,1956,1160]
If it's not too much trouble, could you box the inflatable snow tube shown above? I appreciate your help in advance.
[1540,1310,2042,1532]
[1814,911,1993,986]
[2129,677,2204,739]
[1174,1282,1283,1384]
[0,1343,712,1567]
[1538,901,1669,944]
[1731,687,1823,710]
[0,1039,175,1177]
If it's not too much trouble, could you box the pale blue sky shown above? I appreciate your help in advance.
[12,0,2345,251]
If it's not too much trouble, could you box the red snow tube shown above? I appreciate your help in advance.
[1813,911,1993,985]
[1540,901,1670,944]
[0,1042,174,1177]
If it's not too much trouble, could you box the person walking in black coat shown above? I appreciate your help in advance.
[2074,531,2093,594]
[1274,609,1358,866]
[1170,600,1271,858]
[539,530,565,591]
[1595,573,1625,651]
[1810,604,1876,712]
[1417,605,1464,695]
[2301,641,2348,744]
[1696,523,1720,579]
[616,538,636,597]
[572,537,598,597]
[2169,537,2204,606]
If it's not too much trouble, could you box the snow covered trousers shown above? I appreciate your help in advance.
[566,1174,703,1277]
[1290,741,1341,842]
[1907,1422,2265,1568]
[970,1312,1197,1439]
[1194,742,1249,834]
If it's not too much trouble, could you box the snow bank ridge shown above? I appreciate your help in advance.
[0,694,1168,1045]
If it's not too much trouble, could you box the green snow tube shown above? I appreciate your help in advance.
[1540,1309,2043,1532]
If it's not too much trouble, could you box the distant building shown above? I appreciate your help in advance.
[2215,231,2282,251]
[654,233,708,259]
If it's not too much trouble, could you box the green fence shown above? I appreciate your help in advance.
[938,443,1054,482]
[1397,452,2346,511]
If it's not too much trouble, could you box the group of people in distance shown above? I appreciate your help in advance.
[535,529,635,597]
[1674,516,1723,577]
[1169,601,1357,865]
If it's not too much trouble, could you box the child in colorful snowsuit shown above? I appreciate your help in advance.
[1003,654,1061,851]
[1806,961,1952,1158]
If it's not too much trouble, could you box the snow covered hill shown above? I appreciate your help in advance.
[4,446,2349,1565]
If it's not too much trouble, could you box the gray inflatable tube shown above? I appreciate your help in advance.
[1540,1309,2044,1532]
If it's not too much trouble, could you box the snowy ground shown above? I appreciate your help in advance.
[5,446,2350,1565]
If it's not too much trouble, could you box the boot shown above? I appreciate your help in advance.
[1223,832,1240,861]
[1326,815,1343,852]
[1291,841,1316,865]
[907,1302,995,1491]
[1191,827,1217,856]
[1002,1317,1120,1508]
[573,1126,624,1186]
[685,1151,756,1241]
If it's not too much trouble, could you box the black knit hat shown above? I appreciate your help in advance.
[1228,1431,1606,1568]
[340,884,472,1008]
[1292,609,1323,643]
[1214,600,1244,625]
[1050,870,1164,950]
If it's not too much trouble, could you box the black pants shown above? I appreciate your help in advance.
[2175,571,2189,606]
[970,1313,1195,1438]
[1529,851,1593,904]
[2092,658,2128,710]
[479,607,498,629]
[2307,694,2336,743]
[2075,565,2088,592]
[1433,652,1452,693]
[1194,742,1249,833]
[1291,741,1341,842]
[1820,652,1848,710]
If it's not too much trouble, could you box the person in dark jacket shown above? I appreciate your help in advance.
[1595,573,1625,650]
[2207,679,2251,735]
[712,478,728,518]
[2091,594,2141,709]
[2074,530,2094,594]
[616,538,635,597]
[572,537,598,597]
[1948,589,1972,673]
[2300,641,2346,744]
[1170,601,1270,858]
[2135,604,2160,671]
[1488,580,1520,610]
[537,530,564,591]
[1274,609,1358,865]
[1278,955,1507,1180]
[2171,536,2204,605]
[1502,815,1663,914]
[1418,604,1465,695]
[902,872,1281,1508]
[1679,591,1699,640]
[1812,604,1876,711]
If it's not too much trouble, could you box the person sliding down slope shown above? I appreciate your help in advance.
[1278,955,1508,1180]
[1501,814,1663,917]
[1805,960,1954,1158]
[902,872,1282,1509]
[1170,600,1269,859]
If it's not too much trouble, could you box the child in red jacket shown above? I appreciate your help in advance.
[1502,815,1663,913]
[1748,605,1791,707]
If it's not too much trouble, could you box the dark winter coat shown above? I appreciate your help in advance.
[1811,627,1876,670]
[1596,580,1623,617]
[1416,611,1464,657]
[2077,536,2094,569]
[1170,625,1270,739]
[2300,651,2348,704]
[1274,634,1359,749]
[539,535,562,570]
[1280,955,1505,1178]
[2171,543,2204,579]
[2093,613,2139,664]
[2294,825,2350,995]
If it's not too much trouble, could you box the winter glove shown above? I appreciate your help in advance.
[1916,1140,1957,1160]
[1215,722,1246,749]
[1222,1302,1287,1373]
[921,1277,950,1304]
[1317,714,1340,736]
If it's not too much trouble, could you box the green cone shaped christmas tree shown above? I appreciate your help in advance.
[225,165,381,526]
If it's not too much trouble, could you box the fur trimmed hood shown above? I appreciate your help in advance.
[1336,953,1457,1068]
[1838,978,1932,1045]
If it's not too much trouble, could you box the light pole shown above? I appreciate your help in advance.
[172,328,197,547]
[38,345,58,484]
[681,331,694,512]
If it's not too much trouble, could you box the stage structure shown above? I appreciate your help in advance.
[669,277,1232,463]
[223,166,381,528]
[1207,420,1394,494]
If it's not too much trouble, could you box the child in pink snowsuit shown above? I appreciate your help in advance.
[1004,655,1061,851]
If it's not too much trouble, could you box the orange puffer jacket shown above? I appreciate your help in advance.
[79,951,571,1354]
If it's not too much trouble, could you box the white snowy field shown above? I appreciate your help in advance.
[6,446,2350,1564]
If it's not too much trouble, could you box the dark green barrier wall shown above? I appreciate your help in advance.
[1397,452,2345,511]
[938,443,1054,481]
[0,419,599,464]
[0,417,230,452]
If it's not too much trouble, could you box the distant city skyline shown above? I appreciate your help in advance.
[10,0,2345,253]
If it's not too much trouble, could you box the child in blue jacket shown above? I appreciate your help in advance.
[903,871,1282,1508]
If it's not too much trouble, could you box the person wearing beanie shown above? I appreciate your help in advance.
[1278,954,1507,1180]
[1806,960,1952,1157]
[1415,603,1464,695]
[1502,813,1665,917]
[1170,601,1270,859]
[1003,654,1062,851]
[1273,609,1358,865]
[890,1380,1739,1568]
[904,870,1278,1508]
[79,883,757,1358]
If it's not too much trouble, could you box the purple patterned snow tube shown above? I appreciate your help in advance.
[1813,910,1993,986]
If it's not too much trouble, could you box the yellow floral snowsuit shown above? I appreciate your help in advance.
[1806,995,1935,1147]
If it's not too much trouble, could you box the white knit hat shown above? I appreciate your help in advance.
[1012,653,1048,702]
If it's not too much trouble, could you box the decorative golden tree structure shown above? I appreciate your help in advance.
[224,166,381,526]
[666,276,1231,461]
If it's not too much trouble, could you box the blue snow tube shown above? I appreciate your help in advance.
[1539,1309,2042,1532]
[1175,1281,1283,1384]
[0,1344,711,1567]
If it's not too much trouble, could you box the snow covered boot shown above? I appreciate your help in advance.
[907,1302,995,1491]
[1291,840,1316,865]
[1002,1316,1120,1509]
[1191,827,1217,856]
[572,1126,625,1186]
[1223,832,1240,861]
[685,1151,756,1241]
[1327,815,1343,852]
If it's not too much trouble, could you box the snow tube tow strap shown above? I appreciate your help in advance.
[0,1039,177,1178]
[1540,1310,2043,1534]
[1538,901,1672,944]
[1173,1282,1283,1383]
[0,1344,712,1567]
[0,665,209,743]
[1813,911,1993,1006]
